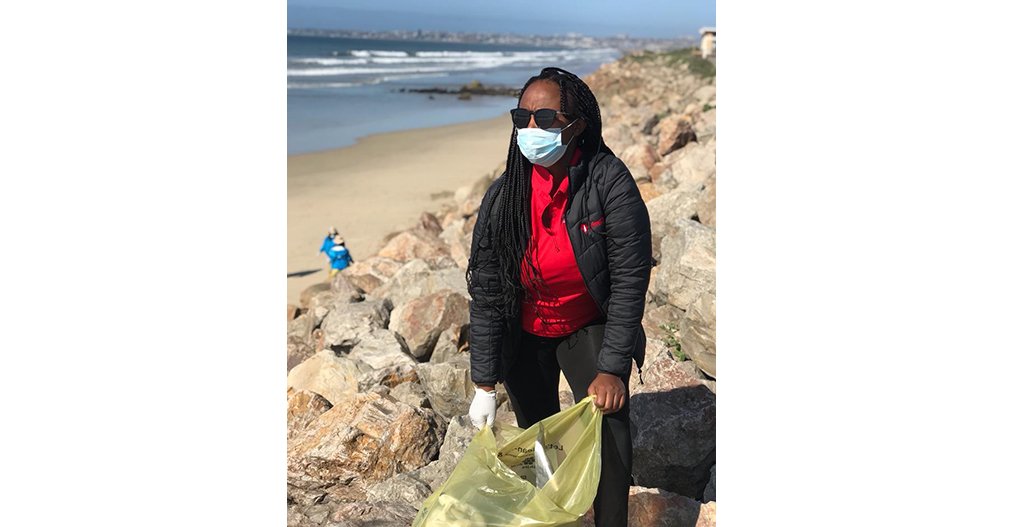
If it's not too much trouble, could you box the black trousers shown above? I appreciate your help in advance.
[503,322,632,527]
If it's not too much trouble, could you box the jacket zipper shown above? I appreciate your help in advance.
[564,192,606,319]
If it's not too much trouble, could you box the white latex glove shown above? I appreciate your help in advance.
[468,387,497,429]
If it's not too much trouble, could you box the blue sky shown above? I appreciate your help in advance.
[287,0,715,39]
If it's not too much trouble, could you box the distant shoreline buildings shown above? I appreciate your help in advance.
[287,27,701,52]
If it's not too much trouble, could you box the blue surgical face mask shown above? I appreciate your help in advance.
[516,119,578,167]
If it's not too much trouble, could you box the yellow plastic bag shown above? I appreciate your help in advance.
[413,396,603,527]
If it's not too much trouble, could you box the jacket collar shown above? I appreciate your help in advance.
[568,150,593,197]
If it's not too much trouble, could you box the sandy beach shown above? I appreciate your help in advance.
[288,115,511,304]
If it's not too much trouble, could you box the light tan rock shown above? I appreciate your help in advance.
[646,187,701,263]
[342,256,403,294]
[372,258,469,308]
[654,219,716,310]
[429,323,466,364]
[287,391,445,492]
[697,502,716,527]
[418,212,443,236]
[391,289,470,360]
[287,313,318,372]
[695,172,716,227]
[693,84,716,105]
[641,303,687,352]
[660,139,715,194]
[346,328,419,388]
[298,282,331,310]
[287,337,316,374]
[416,353,474,419]
[620,143,660,181]
[328,272,364,303]
[287,388,333,442]
[681,292,716,378]
[439,218,470,270]
[637,179,661,203]
[377,229,450,262]
[389,380,431,408]
[286,350,367,406]
[657,114,698,156]
[328,500,419,526]
[319,298,391,351]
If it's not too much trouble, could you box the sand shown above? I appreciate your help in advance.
[288,115,512,305]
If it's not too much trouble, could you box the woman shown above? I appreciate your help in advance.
[465,67,652,526]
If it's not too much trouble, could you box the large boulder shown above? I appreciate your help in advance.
[298,282,331,310]
[303,499,420,527]
[287,350,367,406]
[365,472,433,509]
[429,323,467,364]
[620,142,660,181]
[400,415,478,492]
[695,172,716,227]
[389,380,431,409]
[287,388,333,442]
[646,187,701,264]
[580,486,706,527]
[377,229,450,262]
[341,256,403,294]
[680,292,716,378]
[346,328,419,388]
[418,211,444,237]
[630,344,716,498]
[657,114,698,156]
[287,311,315,343]
[287,313,318,373]
[704,464,716,502]
[416,353,474,419]
[287,391,446,493]
[693,84,716,105]
[653,219,715,310]
[357,415,481,517]
[287,337,316,374]
[439,218,470,270]
[328,272,364,303]
[641,303,687,358]
[658,139,715,194]
[318,298,391,351]
[697,502,716,527]
[371,258,469,308]
[390,289,470,360]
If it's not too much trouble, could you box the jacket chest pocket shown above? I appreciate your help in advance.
[580,216,606,236]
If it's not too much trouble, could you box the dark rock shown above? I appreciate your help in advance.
[630,345,716,498]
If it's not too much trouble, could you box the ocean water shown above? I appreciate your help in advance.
[287,35,621,154]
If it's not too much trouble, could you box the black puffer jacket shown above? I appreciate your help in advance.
[468,150,653,385]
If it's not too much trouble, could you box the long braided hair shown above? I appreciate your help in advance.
[466,67,613,324]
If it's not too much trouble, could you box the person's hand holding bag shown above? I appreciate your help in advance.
[468,386,497,429]
[587,373,626,414]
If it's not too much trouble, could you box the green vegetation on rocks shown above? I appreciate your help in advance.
[625,48,716,79]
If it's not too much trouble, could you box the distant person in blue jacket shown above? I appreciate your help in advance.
[320,227,354,277]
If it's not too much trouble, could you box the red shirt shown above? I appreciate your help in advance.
[520,149,602,337]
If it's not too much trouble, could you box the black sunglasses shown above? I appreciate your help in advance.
[510,108,574,129]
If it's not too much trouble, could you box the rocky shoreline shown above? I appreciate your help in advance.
[287,48,717,526]
[397,80,520,100]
